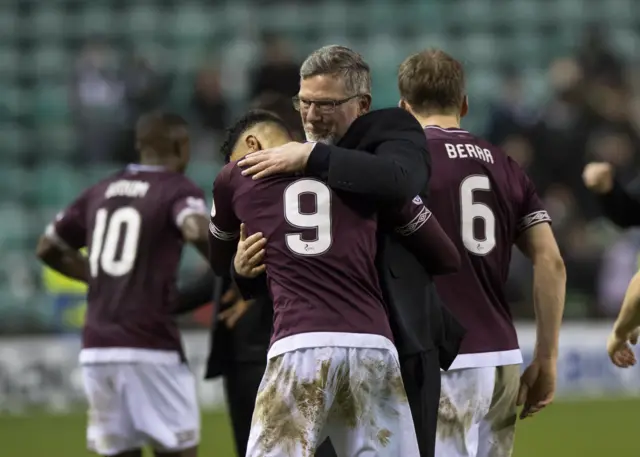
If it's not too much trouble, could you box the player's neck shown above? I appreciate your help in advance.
[139,155,170,169]
[413,114,461,130]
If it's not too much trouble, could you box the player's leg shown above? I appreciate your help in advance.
[400,350,440,457]
[245,349,335,457]
[435,367,495,457]
[476,365,520,457]
[81,364,144,457]
[119,363,200,456]
[223,360,266,457]
[326,347,420,457]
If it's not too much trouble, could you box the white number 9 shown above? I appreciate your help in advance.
[283,179,332,256]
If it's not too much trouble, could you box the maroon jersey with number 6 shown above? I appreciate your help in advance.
[208,162,447,359]
[425,126,551,369]
[45,164,207,364]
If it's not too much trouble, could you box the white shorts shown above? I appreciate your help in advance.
[81,362,200,455]
[246,346,420,457]
[436,365,520,457]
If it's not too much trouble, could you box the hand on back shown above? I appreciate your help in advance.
[234,223,267,278]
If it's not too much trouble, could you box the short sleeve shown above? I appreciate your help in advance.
[510,158,552,234]
[209,166,241,242]
[45,193,88,250]
[171,181,208,228]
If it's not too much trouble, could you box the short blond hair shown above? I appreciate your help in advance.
[398,49,465,115]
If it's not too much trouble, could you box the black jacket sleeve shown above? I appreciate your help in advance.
[230,253,270,300]
[599,181,640,228]
[173,269,217,315]
[305,108,430,201]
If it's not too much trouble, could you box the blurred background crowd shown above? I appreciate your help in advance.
[2,0,640,335]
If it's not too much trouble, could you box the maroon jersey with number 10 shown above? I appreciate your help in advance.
[425,126,551,370]
[45,164,207,364]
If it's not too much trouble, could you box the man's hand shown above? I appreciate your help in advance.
[234,223,267,278]
[218,299,253,329]
[517,358,557,419]
[238,142,314,180]
[607,328,639,368]
[582,162,615,194]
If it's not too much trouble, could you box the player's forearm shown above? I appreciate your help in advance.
[230,256,269,300]
[41,250,89,283]
[208,235,237,278]
[531,254,566,360]
[401,215,460,275]
[613,271,640,337]
[182,215,210,260]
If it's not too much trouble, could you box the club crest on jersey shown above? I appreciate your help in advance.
[412,195,423,205]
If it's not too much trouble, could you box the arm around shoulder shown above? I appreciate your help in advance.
[306,109,430,200]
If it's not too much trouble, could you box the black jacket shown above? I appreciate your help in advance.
[235,108,465,369]
[598,180,640,228]
[175,271,272,379]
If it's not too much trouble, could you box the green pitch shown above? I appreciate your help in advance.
[0,398,637,457]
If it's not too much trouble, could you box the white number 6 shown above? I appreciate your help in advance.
[460,175,496,255]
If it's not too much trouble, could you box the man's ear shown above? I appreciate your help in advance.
[245,135,262,153]
[359,94,372,114]
[398,99,409,111]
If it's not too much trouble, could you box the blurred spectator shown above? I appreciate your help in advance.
[485,66,538,146]
[69,38,126,163]
[191,65,229,134]
[250,91,305,141]
[598,230,640,317]
[117,54,174,163]
[249,33,300,99]
[586,128,639,186]
[577,23,625,89]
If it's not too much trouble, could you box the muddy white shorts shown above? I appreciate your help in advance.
[436,365,520,457]
[246,346,420,457]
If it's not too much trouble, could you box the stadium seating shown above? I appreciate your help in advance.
[1,0,639,329]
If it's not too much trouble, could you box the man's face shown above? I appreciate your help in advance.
[298,74,369,145]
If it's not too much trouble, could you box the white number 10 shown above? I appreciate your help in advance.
[460,175,496,255]
[283,179,332,256]
[89,207,141,277]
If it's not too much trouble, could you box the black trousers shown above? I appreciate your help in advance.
[222,360,338,457]
[400,350,441,457]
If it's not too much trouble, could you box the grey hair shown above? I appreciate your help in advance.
[299,45,371,96]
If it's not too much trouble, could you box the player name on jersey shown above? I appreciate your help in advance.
[444,142,494,164]
[105,180,150,199]
[47,166,207,365]
[426,126,551,369]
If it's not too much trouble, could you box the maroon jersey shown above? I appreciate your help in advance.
[45,164,207,364]
[425,126,551,369]
[208,162,451,358]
